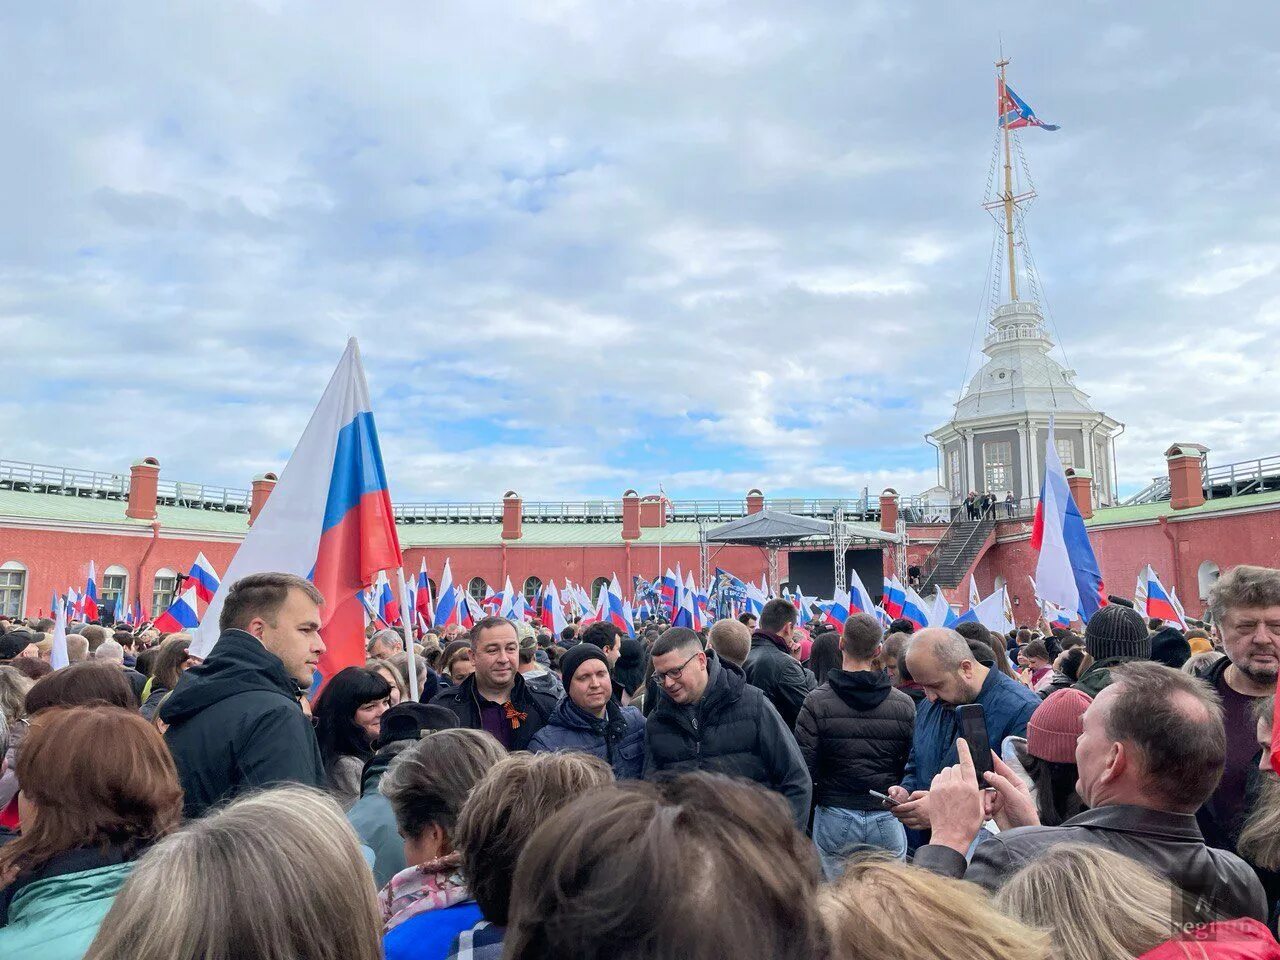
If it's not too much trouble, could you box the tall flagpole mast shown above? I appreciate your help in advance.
[997,57,1019,302]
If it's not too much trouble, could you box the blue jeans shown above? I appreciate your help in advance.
[812,806,907,879]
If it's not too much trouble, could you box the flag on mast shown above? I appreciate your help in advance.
[999,79,1059,131]
[83,561,99,622]
[191,339,403,691]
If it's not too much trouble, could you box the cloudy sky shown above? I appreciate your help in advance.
[4,2,1279,502]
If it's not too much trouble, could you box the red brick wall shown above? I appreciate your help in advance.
[0,523,775,618]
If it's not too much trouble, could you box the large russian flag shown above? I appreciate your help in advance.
[1032,418,1106,622]
[882,577,906,620]
[192,339,403,688]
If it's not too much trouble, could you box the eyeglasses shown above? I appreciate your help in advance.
[654,651,702,684]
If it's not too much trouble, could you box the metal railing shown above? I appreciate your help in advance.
[1204,455,1280,499]
[920,513,996,591]
[0,460,129,500]
[155,478,251,513]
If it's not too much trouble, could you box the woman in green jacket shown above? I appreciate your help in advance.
[0,705,182,960]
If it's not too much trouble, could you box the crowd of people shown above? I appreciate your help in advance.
[2,564,1280,958]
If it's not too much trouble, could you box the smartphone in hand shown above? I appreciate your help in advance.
[955,703,995,788]
[868,789,900,808]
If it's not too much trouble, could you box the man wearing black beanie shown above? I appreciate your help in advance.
[529,643,647,779]
[1073,604,1150,696]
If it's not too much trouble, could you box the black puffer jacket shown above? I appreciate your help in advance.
[743,631,816,729]
[795,669,916,811]
[644,652,812,826]
[430,672,557,752]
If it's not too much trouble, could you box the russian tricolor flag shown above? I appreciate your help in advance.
[155,586,201,634]
[1135,565,1186,629]
[192,340,403,689]
[609,575,636,636]
[186,552,221,606]
[900,586,930,631]
[83,561,99,622]
[415,559,434,630]
[821,589,852,629]
[882,576,906,621]
[376,571,400,626]
[434,559,460,627]
[1032,418,1106,622]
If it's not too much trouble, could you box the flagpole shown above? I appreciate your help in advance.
[394,567,420,701]
[997,56,1019,302]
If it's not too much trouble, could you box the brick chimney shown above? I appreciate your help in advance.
[746,488,765,515]
[1065,469,1094,520]
[249,472,278,526]
[879,488,899,534]
[1165,443,1208,511]
[502,491,523,540]
[639,495,667,528]
[621,490,641,540]
[126,457,160,520]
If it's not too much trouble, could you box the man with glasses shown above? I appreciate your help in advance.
[643,627,811,826]
[1195,565,1280,851]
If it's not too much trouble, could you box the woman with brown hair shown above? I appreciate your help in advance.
[819,855,1052,960]
[24,661,137,715]
[140,635,194,721]
[377,729,507,942]
[0,706,183,960]
[85,786,383,960]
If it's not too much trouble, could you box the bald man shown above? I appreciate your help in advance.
[887,627,1041,830]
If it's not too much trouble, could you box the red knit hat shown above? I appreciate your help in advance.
[1026,688,1093,764]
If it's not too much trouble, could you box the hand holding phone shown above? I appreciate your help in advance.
[868,789,900,808]
[955,703,995,788]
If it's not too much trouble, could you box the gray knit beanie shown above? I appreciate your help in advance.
[1084,604,1150,661]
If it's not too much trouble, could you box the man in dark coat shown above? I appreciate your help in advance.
[644,627,811,826]
[161,572,327,819]
[529,643,646,778]
[916,661,1267,925]
[796,613,915,877]
[744,598,816,729]
[432,616,557,751]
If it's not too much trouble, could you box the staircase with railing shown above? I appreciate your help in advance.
[919,512,997,593]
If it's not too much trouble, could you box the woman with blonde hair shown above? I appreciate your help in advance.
[366,657,408,706]
[994,845,1178,960]
[819,855,1052,960]
[1238,695,1280,874]
[85,786,382,960]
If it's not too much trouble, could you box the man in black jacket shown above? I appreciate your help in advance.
[795,613,915,877]
[644,627,811,826]
[744,598,816,729]
[916,660,1266,924]
[432,615,557,751]
[161,572,327,819]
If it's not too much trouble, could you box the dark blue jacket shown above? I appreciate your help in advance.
[529,697,646,779]
[901,666,1041,793]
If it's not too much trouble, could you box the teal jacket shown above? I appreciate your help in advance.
[0,861,133,960]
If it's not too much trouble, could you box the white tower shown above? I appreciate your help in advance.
[927,59,1122,508]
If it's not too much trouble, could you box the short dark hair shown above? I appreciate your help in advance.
[840,614,882,661]
[888,618,916,636]
[737,613,758,626]
[456,752,613,925]
[1106,661,1226,810]
[759,598,797,635]
[560,626,577,642]
[504,774,824,960]
[650,627,702,659]
[578,622,622,651]
[954,621,992,648]
[470,616,518,647]
[313,667,392,773]
[219,573,323,633]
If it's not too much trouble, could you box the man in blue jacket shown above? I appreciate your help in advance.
[529,644,645,778]
[887,627,1040,831]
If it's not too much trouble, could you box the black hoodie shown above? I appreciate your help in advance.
[795,669,917,811]
[161,629,325,819]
